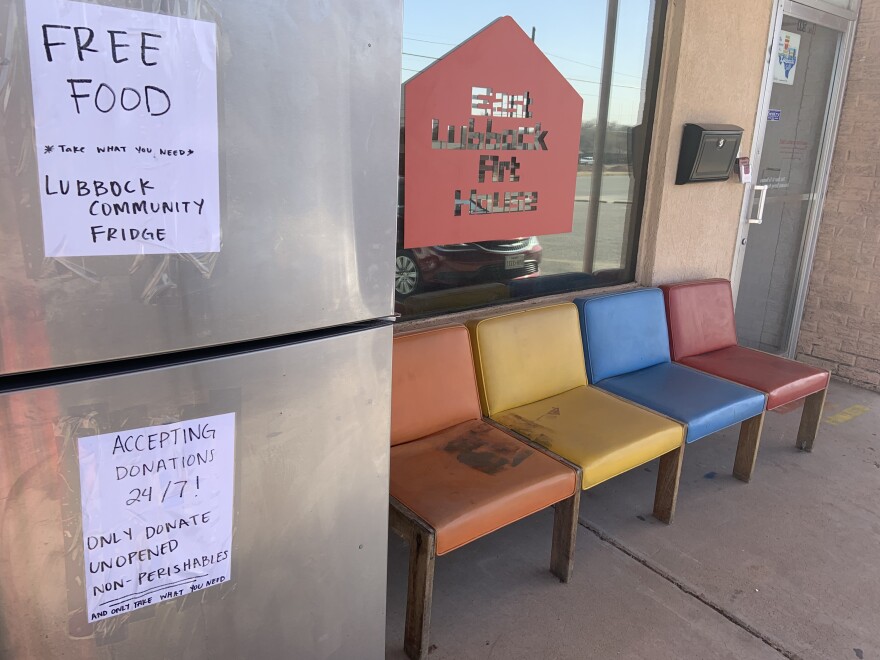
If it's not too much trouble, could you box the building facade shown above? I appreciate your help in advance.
[401,0,876,401]
[797,0,880,391]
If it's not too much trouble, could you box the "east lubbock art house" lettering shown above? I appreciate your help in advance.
[402,16,581,248]
[431,86,546,216]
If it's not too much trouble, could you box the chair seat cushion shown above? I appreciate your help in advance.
[492,386,683,489]
[596,363,766,443]
[390,420,577,555]
[679,346,830,410]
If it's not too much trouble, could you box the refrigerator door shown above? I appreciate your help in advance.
[0,325,391,659]
[0,0,402,375]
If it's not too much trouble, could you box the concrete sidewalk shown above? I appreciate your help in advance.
[385,379,879,659]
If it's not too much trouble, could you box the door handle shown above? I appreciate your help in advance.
[748,185,769,224]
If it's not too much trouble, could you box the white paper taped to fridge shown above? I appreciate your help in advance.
[25,0,220,257]
[77,413,235,622]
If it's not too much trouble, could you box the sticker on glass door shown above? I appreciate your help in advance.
[774,31,801,85]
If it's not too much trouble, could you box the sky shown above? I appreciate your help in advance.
[401,0,655,126]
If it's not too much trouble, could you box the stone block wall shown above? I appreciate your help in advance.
[797,0,880,391]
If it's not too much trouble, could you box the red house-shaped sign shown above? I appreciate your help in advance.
[403,16,583,248]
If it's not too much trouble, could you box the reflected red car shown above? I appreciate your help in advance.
[395,237,542,297]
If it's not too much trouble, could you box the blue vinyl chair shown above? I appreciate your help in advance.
[573,288,768,482]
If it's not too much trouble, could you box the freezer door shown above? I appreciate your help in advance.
[0,326,391,659]
[0,0,401,375]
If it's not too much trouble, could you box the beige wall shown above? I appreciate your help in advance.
[798,0,880,392]
[638,0,774,285]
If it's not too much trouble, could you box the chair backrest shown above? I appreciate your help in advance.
[574,288,671,383]
[660,279,738,361]
[467,303,587,417]
[391,326,482,446]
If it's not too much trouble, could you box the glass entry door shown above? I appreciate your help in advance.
[733,3,853,356]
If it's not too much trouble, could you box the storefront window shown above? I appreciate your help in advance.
[396,0,666,318]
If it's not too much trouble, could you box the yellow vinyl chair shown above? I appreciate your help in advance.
[467,303,687,521]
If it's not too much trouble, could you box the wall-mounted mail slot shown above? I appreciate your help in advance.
[675,123,743,185]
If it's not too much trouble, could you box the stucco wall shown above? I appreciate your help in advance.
[797,0,880,392]
[638,0,774,285]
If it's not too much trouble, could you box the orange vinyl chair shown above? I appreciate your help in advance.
[389,326,581,660]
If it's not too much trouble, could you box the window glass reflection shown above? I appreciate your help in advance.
[396,0,663,317]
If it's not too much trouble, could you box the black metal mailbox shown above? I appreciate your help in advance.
[675,123,743,185]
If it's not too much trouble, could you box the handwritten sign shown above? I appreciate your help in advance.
[25,0,220,257]
[77,413,235,622]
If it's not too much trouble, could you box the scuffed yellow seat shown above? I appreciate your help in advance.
[492,387,682,489]
[467,302,685,492]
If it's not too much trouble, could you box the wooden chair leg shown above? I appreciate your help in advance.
[550,490,580,582]
[796,388,827,452]
[653,444,685,524]
[733,412,766,483]
[390,501,437,660]
[403,527,436,660]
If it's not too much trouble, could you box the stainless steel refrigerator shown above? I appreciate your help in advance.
[0,1,401,658]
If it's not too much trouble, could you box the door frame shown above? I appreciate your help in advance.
[730,0,858,358]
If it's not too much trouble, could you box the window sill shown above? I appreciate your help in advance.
[393,281,639,333]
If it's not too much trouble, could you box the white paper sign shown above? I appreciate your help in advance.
[78,413,235,622]
[774,30,800,86]
[25,0,220,257]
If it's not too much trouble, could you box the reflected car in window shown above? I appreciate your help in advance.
[395,237,542,297]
